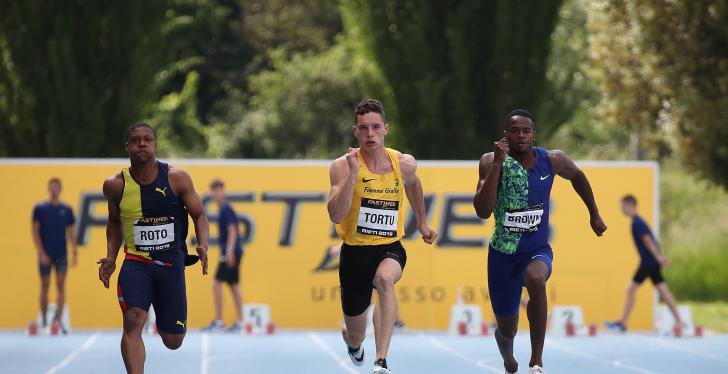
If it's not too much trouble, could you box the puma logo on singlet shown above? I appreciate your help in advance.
[155,187,167,197]
[362,178,376,183]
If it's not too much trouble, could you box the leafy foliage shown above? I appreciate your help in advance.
[586,0,728,186]
[340,0,563,158]
[0,0,170,157]
[221,40,389,158]
[241,0,342,54]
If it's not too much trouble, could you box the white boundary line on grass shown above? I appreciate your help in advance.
[545,339,658,374]
[424,335,502,373]
[45,330,100,374]
[201,332,210,374]
[308,332,358,374]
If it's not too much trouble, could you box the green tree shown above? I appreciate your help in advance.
[241,0,342,54]
[538,0,631,159]
[159,0,254,125]
[340,0,563,158]
[0,1,170,157]
[220,40,390,159]
[586,0,728,186]
[151,71,208,158]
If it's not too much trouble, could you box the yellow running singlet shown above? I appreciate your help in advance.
[336,148,404,246]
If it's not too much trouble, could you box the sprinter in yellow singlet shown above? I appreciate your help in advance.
[328,99,437,374]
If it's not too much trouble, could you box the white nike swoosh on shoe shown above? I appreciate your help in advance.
[348,348,364,366]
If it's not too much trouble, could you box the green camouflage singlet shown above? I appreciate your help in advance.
[490,155,529,254]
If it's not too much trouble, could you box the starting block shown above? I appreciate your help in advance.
[26,321,39,336]
[27,304,71,336]
[242,303,275,335]
[549,305,596,337]
[449,303,489,336]
[657,305,702,338]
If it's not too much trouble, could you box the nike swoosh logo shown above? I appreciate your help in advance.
[362,178,376,183]
[540,175,550,181]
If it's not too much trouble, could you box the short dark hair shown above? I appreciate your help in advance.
[506,109,535,126]
[210,179,224,189]
[48,177,61,186]
[126,122,156,141]
[622,194,637,205]
[354,99,386,123]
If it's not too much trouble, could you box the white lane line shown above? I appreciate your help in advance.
[45,331,100,374]
[201,332,210,374]
[425,335,502,373]
[308,332,358,374]
[643,336,728,363]
[545,340,658,374]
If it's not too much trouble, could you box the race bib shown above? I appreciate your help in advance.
[133,216,176,252]
[357,198,399,237]
[504,204,544,233]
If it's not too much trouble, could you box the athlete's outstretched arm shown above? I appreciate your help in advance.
[549,150,607,236]
[327,148,359,223]
[474,138,509,219]
[98,174,123,288]
[171,168,209,275]
[400,153,438,244]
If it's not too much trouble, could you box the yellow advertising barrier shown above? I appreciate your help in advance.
[0,160,657,330]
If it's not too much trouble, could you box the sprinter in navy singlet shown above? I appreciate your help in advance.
[98,123,209,374]
[474,110,607,374]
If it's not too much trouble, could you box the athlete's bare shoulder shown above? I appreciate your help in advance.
[546,149,570,166]
[547,149,569,160]
[476,152,497,180]
[103,172,124,201]
[547,149,578,177]
[480,152,495,164]
[167,165,191,179]
[167,166,194,194]
[329,154,349,174]
[395,150,417,175]
[331,154,348,167]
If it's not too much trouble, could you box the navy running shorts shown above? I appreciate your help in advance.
[339,241,407,317]
[214,255,242,284]
[117,259,187,335]
[39,255,68,276]
[633,264,664,285]
[488,246,553,317]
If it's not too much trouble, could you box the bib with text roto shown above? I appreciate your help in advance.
[133,216,176,252]
[356,198,399,237]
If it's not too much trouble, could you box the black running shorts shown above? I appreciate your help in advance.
[214,255,242,284]
[339,241,407,317]
[633,264,664,285]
